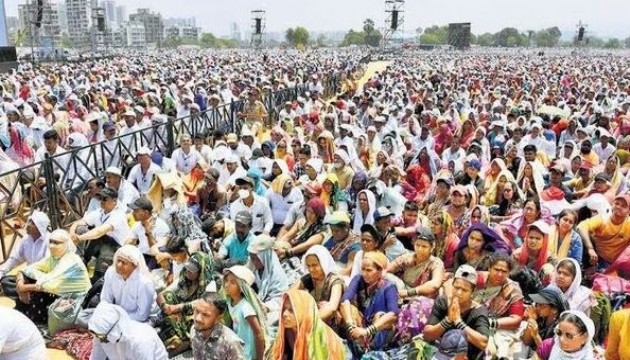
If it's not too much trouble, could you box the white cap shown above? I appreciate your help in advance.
[137,146,151,156]
[105,166,122,177]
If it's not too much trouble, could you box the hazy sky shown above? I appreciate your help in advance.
[5,0,629,38]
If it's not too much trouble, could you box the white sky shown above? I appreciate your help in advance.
[4,0,629,38]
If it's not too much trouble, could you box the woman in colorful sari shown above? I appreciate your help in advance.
[459,118,476,148]
[270,288,346,360]
[5,125,34,167]
[517,161,545,200]
[157,251,221,354]
[320,173,348,212]
[401,164,431,203]
[340,251,399,357]
[248,235,290,337]
[504,144,522,180]
[412,146,441,181]
[497,198,553,249]
[386,227,444,300]
[422,173,453,216]
[275,139,296,171]
[182,159,209,204]
[297,158,325,187]
[276,198,329,260]
[551,258,596,315]
[452,223,511,272]
[292,246,345,326]
[430,209,460,269]
[512,221,556,281]
[545,209,583,265]
[16,229,90,325]
[434,123,453,156]
[347,171,368,210]
[482,158,508,194]
[352,189,376,235]
[593,155,625,197]
[367,150,390,179]
[317,130,335,165]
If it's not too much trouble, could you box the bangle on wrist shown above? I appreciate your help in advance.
[455,320,467,330]
[439,319,452,329]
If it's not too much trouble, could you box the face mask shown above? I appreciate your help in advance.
[238,189,250,199]
[334,161,344,169]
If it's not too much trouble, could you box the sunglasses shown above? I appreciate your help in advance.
[90,318,120,343]
[554,328,582,341]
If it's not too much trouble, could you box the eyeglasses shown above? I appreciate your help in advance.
[554,328,582,341]
[90,318,119,343]
[503,189,513,193]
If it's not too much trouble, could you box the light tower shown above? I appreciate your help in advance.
[250,10,266,48]
[382,0,404,48]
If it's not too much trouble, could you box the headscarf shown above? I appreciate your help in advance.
[88,302,129,344]
[352,189,376,234]
[552,259,595,314]
[516,161,545,196]
[519,224,550,272]
[7,125,34,163]
[348,171,368,202]
[549,310,595,360]
[270,289,346,360]
[113,245,148,274]
[247,167,267,196]
[403,164,431,201]
[28,210,50,239]
[302,245,339,277]
[481,169,516,206]
[172,252,220,300]
[320,173,347,210]
[294,198,327,245]
[247,235,289,302]
[21,229,90,295]
[271,173,292,194]
[363,251,390,270]
[457,223,512,255]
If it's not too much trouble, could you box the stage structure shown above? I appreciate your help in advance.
[91,5,107,53]
[382,0,404,47]
[250,10,266,48]
[448,22,472,49]
[575,21,587,46]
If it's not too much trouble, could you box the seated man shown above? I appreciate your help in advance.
[191,292,245,359]
[104,166,139,208]
[230,176,272,235]
[0,211,50,298]
[70,187,130,282]
[423,265,490,360]
[373,206,409,261]
[321,211,361,276]
[216,211,255,269]
[125,197,170,269]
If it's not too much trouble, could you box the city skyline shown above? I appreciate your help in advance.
[6,0,629,40]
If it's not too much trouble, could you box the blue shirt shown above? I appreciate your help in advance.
[323,235,361,264]
[228,299,257,360]
[219,232,254,264]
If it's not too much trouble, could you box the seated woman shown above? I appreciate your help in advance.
[100,245,159,323]
[489,180,524,223]
[349,224,385,280]
[320,173,348,213]
[15,229,91,325]
[512,220,557,283]
[535,310,596,360]
[182,159,209,204]
[386,227,444,300]
[452,223,511,272]
[270,288,346,360]
[157,251,220,354]
[546,210,583,265]
[340,251,399,356]
[195,168,228,218]
[292,246,345,325]
[473,254,525,351]
[223,265,268,360]
[430,210,460,269]
[275,198,329,260]
[498,198,553,249]
[352,189,376,234]
[551,258,596,315]
[247,235,290,337]
[321,211,361,276]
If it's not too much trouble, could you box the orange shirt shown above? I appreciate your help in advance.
[577,214,630,263]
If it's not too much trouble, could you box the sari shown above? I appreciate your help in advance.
[270,289,346,360]
[516,161,546,199]
[347,171,368,209]
[320,173,348,212]
[160,252,221,344]
[473,275,524,318]
[431,210,459,269]
[453,223,511,272]
[402,165,431,202]
[352,189,376,234]
[388,253,444,290]
[481,169,516,206]
[292,198,327,246]
[551,259,595,315]
[546,224,583,264]
[182,160,208,203]
[300,246,345,304]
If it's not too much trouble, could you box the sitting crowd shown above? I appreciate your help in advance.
[2,50,630,360]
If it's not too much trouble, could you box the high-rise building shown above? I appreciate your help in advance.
[65,0,95,48]
[115,5,125,25]
[230,22,241,41]
[163,17,195,28]
[125,21,145,47]
[18,0,62,48]
[6,16,18,32]
[101,0,115,24]
[129,8,162,45]
[57,1,68,33]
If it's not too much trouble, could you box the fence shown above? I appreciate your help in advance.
[0,76,339,261]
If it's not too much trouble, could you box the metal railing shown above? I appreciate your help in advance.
[0,76,339,262]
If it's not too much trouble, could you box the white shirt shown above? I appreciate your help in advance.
[0,234,49,277]
[0,308,47,360]
[441,147,467,165]
[265,188,304,225]
[100,267,159,323]
[592,143,615,162]
[195,144,214,164]
[127,163,161,194]
[229,195,273,234]
[129,217,170,255]
[114,179,140,208]
[171,147,203,174]
[218,166,247,188]
[83,205,131,246]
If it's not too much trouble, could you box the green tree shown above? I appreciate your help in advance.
[418,25,449,44]
[625,36,630,48]
[164,35,183,48]
[341,29,365,46]
[494,27,527,47]
[199,32,218,47]
[61,32,73,48]
[534,27,562,47]
[285,27,309,47]
[475,32,495,46]
[603,38,621,49]
[316,34,326,47]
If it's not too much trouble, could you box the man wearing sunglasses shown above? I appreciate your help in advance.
[88,302,167,360]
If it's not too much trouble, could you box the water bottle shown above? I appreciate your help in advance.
[87,256,97,278]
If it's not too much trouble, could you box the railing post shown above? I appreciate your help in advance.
[43,154,60,230]
[230,99,236,134]
[166,117,176,157]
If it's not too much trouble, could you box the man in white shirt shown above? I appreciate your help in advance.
[227,133,252,160]
[34,129,68,189]
[218,154,247,191]
[171,134,203,174]
[125,197,170,269]
[278,101,296,126]
[0,211,50,298]
[441,134,467,165]
[105,166,139,208]
[69,187,130,281]
[127,147,161,195]
[265,176,304,236]
[592,129,615,161]
[193,133,214,165]
[230,176,273,235]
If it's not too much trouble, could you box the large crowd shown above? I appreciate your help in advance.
[0,48,630,360]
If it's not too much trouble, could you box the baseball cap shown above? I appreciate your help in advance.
[128,197,153,212]
[234,211,252,225]
[594,173,610,182]
[373,206,392,221]
[324,211,351,226]
[434,330,468,360]
[105,166,122,177]
[98,187,118,200]
[614,193,630,207]
[549,163,565,174]
[467,159,482,170]
[436,177,454,187]
[414,226,436,243]
[235,177,255,187]
[450,185,468,196]
[137,146,152,156]
[454,264,477,285]
[528,220,550,235]
[102,121,116,131]
[529,286,569,311]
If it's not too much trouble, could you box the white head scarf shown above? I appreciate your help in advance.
[49,229,77,255]
[301,245,338,276]
[28,210,50,239]
[352,189,376,234]
[113,245,148,274]
[549,310,595,360]
[552,258,595,314]
[88,302,128,344]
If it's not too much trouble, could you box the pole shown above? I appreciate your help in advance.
[29,0,35,63]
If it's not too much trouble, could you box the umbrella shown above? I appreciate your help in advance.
[537,105,571,118]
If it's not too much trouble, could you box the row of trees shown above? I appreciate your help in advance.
[418,24,630,48]
[163,32,239,48]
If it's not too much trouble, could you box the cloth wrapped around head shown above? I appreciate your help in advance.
[363,251,389,270]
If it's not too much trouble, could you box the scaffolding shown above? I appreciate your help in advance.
[250,10,265,49]
[382,0,404,47]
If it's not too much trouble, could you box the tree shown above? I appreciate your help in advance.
[625,36,630,48]
[164,35,182,48]
[494,27,527,47]
[199,32,218,47]
[341,29,365,46]
[475,33,495,46]
[316,34,326,47]
[533,27,562,47]
[61,32,73,48]
[285,26,309,47]
[418,25,448,45]
[603,38,621,49]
